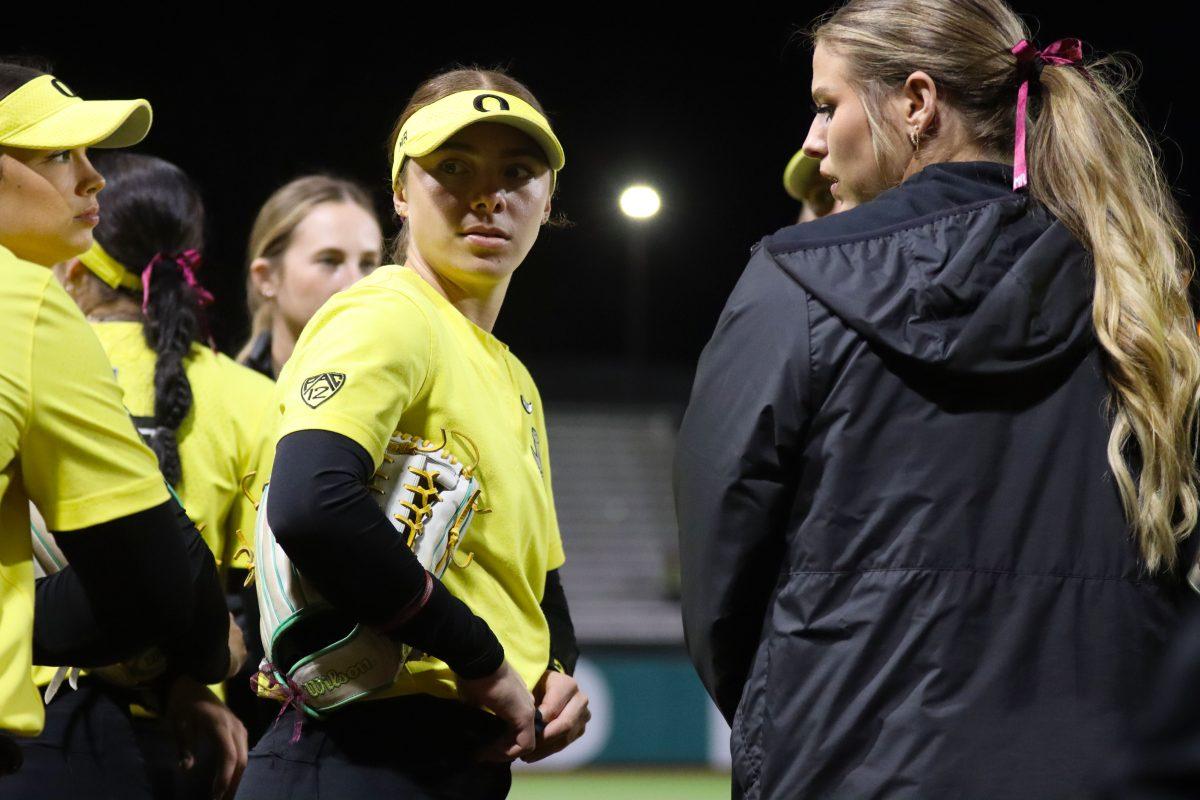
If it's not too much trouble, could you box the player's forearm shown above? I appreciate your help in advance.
[541,569,579,675]
[35,500,195,666]
[270,429,503,677]
[37,499,230,683]
[166,501,233,684]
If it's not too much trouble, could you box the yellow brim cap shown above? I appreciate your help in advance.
[392,89,564,185]
[0,74,152,150]
[783,150,821,201]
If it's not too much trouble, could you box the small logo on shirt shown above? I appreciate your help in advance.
[301,372,346,408]
[530,426,543,475]
[521,395,534,415]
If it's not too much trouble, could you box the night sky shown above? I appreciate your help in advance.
[12,10,1196,375]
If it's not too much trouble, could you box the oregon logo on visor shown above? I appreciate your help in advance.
[50,79,77,98]
[301,372,347,409]
[473,93,510,113]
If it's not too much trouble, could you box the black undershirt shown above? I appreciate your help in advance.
[33,497,230,685]
[542,569,578,675]
[269,429,505,679]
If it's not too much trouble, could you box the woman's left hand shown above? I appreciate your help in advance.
[521,669,590,763]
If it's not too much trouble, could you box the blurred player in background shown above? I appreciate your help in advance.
[236,66,585,800]
[782,149,839,222]
[237,176,382,380]
[0,62,236,794]
[47,151,270,799]
[228,175,383,742]
[676,2,1200,797]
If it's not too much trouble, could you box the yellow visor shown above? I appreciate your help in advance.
[0,74,152,150]
[78,241,141,291]
[391,89,564,185]
[783,150,821,201]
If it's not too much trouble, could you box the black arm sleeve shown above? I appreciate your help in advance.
[541,569,578,675]
[268,429,503,678]
[34,498,230,683]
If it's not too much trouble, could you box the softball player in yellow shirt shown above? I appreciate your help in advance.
[229,174,384,745]
[0,61,243,797]
[237,67,587,799]
[58,151,274,577]
[47,150,273,797]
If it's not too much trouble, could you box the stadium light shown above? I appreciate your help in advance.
[619,185,661,220]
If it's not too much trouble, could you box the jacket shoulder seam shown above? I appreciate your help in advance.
[767,195,1018,256]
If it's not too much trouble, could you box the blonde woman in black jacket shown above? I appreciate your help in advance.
[675,2,1200,798]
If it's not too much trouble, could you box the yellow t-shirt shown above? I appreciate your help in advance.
[0,246,168,735]
[273,265,565,700]
[91,321,275,569]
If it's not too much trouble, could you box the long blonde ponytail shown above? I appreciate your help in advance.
[1029,59,1200,571]
[814,0,1200,571]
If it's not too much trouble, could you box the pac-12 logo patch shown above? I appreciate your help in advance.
[301,372,346,408]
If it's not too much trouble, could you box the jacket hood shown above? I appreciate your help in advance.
[766,162,1094,376]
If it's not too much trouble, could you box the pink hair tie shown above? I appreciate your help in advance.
[141,249,218,349]
[1011,38,1083,191]
[140,249,214,313]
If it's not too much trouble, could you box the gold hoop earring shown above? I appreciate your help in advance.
[909,128,921,153]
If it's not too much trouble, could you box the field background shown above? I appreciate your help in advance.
[511,769,730,800]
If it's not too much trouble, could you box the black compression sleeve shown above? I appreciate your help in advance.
[269,429,503,678]
[164,497,233,683]
[34,498,229,684]
[541,569,579,675]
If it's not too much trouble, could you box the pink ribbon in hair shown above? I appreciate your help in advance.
[140,249,214,314]
[1010,38,1083,191]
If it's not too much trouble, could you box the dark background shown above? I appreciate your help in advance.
[11,11,1194,379]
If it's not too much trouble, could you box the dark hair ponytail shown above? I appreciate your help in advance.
[89,152,206,486]
[141,258,200,485]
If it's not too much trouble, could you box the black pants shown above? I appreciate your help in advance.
[5,679,224,800]
[235,694,513,800]
[6,681,152,800]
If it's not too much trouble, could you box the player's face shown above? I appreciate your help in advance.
[272,201,382,337]
[0,146,104,266]
[803,43,899,209]
[397,122,553,286]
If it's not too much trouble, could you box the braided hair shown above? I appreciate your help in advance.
[89,152,206,486]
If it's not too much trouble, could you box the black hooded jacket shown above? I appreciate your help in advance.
[675,162,1190,799]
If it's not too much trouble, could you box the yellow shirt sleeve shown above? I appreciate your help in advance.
[20,277,168,531]
[276,285,434,468]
